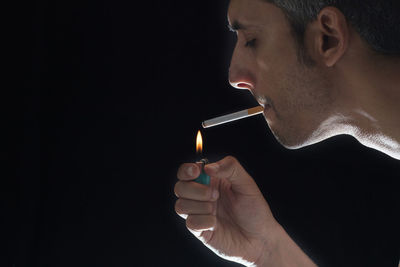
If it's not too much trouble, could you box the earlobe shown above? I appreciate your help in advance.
[316,7,349,67]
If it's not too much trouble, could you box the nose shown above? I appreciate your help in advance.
[228,47,255,90]
[229,68,255,90]
[229,79,254,90]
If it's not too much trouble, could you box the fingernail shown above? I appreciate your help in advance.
[212,189,219,200]
[187,166,194,176]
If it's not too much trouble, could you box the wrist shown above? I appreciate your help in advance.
[252,223,317,267]
[251,222,282,267]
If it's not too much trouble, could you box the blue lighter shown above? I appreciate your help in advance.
[194,130,210,185]
[194,158,210,185]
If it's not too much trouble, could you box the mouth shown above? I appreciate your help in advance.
[254,94,272,109]
[250,92,274,120]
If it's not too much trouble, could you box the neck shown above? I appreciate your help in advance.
[333,50,400,159]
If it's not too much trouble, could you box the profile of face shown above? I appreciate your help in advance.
[228,0,339,149]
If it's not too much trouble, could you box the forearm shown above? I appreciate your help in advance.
[255,225,317,267]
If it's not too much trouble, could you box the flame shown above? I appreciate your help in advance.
[196,130,203,154]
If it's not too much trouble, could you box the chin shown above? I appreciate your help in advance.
[268,123,328,150]
[265,109,343,150]
[274,136,310,150]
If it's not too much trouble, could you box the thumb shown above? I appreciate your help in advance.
[204,156,261,196]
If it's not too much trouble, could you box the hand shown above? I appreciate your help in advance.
[174,156,280,266]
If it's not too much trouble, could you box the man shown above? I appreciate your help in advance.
[174,0,400,266]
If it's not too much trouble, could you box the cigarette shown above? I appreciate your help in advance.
[202,106,264,128]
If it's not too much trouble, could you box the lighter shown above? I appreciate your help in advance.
[195,158,210,185]
[194,130,210,185]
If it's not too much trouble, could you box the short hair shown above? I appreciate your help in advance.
[264,0,400,65]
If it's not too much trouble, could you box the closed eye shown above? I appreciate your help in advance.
[245,39,256,48]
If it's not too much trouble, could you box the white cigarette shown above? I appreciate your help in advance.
[202,106,264,128]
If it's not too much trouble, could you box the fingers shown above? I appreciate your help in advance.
[177,163,201,181]
[175,199,215,219]
[174,180,219,201]
[203,156,239,177]
[204,155,248,181]
[177,156,243,182]
[186,215,217,231]
[204,156,260,195]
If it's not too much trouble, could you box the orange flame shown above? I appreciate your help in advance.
[196,130,203,154]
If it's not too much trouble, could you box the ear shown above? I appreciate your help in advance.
[315,7,349,67]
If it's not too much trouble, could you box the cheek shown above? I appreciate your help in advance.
[279,69,335,131]
[255,55,270,73]
[255,52,281,75]
[255,52,294,103]
[255,37,296,70]
[258,62,326,119]
[253,41,333,120]
[255,42,298,89]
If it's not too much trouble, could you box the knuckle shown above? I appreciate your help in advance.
[225,155,238,165]
[186,215,197,229]
[177,164,187,180]
[185,216,193,228]
[174,199,183,214]
[202,188,212,199]
[174,182,182,197]
[205,202,213,213]
[223,155,240,177]
[210,216,217,228]
[186,215,215,230]
[177,163,198,180]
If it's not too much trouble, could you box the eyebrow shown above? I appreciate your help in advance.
[227,20,246,32]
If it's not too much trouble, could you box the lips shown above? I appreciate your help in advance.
[254,94,270,108]
[249,89,273,112]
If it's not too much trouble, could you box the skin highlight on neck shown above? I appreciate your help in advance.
[318,29,400,159]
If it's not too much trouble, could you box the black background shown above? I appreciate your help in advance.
[4,0,399,266]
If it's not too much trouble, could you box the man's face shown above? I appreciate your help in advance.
[228,0,337,148]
